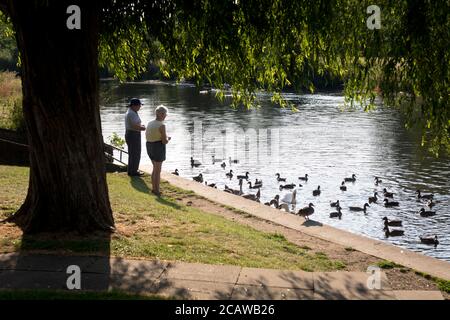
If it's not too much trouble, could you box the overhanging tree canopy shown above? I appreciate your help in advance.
[0,0,448,233]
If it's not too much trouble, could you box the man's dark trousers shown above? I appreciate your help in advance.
[125,130,141,175]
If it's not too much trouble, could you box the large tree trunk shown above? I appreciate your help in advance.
[5,0,114,233]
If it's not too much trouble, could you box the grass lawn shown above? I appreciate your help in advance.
[0,165,345,272]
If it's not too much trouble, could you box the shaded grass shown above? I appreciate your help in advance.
[0,289,169,300]
[0,165,346,272]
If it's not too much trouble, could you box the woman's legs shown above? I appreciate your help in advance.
[151,161,163,194]
[151,160,157,192]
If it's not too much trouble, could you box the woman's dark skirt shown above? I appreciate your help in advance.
[146,141,166,162]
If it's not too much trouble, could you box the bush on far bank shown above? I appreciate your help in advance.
[0,71,24,132]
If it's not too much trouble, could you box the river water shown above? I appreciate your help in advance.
[100,80,450,262]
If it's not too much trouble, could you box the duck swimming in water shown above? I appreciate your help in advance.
[368,192,379,204]
[384,226,404,237]
[382,217,402,227]
[236,172,249,180]
[416,190,434,200]
[190,157,201,167]
[349,203,370,213]
[384,199,399,207]
[419,235,439,246]
[312,186,321,196]
[329,207,342,219]
[383,188,395,198]
[279,183,296,191]
[419,208,436,217]
[344,174,356,182]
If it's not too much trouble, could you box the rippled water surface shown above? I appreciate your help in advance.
[100,81,450,261]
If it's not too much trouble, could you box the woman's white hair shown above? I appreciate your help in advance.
[155,104,168,115]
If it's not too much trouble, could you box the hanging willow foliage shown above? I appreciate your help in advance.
[2,0,449,154]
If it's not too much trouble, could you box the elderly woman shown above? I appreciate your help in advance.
[145,105,171,196]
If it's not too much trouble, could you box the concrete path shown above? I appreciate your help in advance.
[144,168,450,281]
[0,253,444,300]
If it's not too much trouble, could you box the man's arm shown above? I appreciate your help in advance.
[131,113,145,131]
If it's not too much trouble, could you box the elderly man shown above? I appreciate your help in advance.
[125,98,146,176]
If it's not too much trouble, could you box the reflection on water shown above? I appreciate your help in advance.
[100,80,450,262]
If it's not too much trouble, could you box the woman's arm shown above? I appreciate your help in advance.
[159,125,170,144]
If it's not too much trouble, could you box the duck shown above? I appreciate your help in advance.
[384,226,404,237]
[416,190,434,200]
[281,189,298,204]
[279,183,296,191]
[427,199,435,209]
[330,200,340,208]
[224,185,241,195]
[419,235,439,246]
[374,176,382,185]
[340,181,347,191]
[242,188,260,201]
[237,172,250,180]
[204,181,217,188]
[297,203,315,220]
[419,208,436,217]
[229,157,239,164]
[383,188,395,198]
[344,174,356,182]
[329,207,342,219]
[277,203,290,212]
[383,199,399,207]
[298,174,308,182]
[253,179,263,188]
[382,217,402,227]
[264,198,279,207]
[248,181,261,189]
[221,162,227,169]
[275,173,286,182]
[171,169,179,176]
[265,195,280,207]
[212,155,223,163]
[193,173,203,183]
[190,157,201,167]
[349,203,370,212]
[312,185,321,196]
[368,192,379,204]
[225,170,233,178]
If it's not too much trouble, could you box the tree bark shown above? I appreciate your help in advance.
[6,0,114,233]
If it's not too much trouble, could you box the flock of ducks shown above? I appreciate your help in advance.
[172,158,441,247]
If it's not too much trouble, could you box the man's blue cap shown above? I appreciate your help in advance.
[129,98,143,106]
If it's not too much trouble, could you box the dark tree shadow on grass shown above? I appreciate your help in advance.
[129,176,183,210]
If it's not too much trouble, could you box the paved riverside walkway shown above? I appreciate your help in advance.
[144,168,450,281]
[0,253,444,300]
